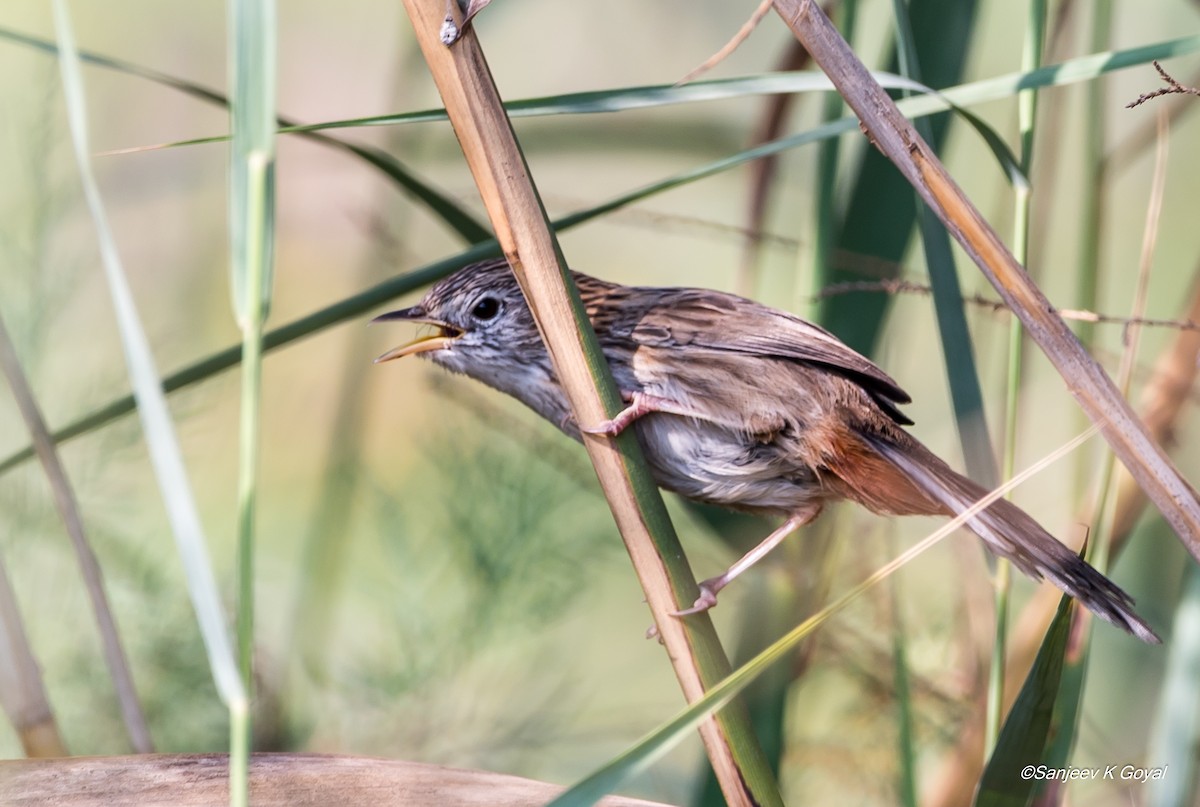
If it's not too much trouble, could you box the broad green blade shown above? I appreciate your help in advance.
[823,0,980,356]
[1034,637,1088,796]
[693,563,795,806]
[974,594,1075,807]
[890,0,997,489]
[548,602,822,807]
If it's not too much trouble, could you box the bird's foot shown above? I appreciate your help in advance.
[582,391,705,437]
[672,578,724,617]
[581,390,640,436]
[581,407,638,437]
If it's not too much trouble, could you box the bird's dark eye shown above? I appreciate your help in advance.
[471,297,501,321]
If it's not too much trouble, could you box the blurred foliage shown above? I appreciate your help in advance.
[1,1,1199,805]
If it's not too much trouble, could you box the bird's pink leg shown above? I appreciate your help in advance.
[674,507,821,617]
[582,391,707,437]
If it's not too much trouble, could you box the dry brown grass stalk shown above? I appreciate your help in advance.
[770,0,1200,562]
[0,314,149,753]
[0,557,66,758]
[677,0,776,86]
[395,2,780,804]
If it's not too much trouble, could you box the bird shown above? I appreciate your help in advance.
[373,258,1159,643]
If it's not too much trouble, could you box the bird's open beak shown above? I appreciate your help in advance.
[371,306,464,363]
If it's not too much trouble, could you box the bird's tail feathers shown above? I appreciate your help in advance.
[861,434,1160,644]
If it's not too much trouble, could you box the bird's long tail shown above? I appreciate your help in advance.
[830,431,1160,644]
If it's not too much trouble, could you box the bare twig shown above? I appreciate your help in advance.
[1106,64,1200,171]
[677,0,775,86]
[1126,60,1200,108]
[812,278,1200,333]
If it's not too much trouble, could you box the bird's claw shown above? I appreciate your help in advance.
[671,582,721,617]
[581,391,653,437]
[581,417,625,437]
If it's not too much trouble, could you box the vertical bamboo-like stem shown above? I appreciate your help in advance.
[770,0,1200,559]
[228,0,277,803]
[51,0,246,783]
[395,3,780,805]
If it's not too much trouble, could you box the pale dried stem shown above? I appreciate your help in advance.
[396,2,778,804]
[677,0,775,86]
[1114,109,1169,397]
[0,315,149,753]
[0,554,66,757]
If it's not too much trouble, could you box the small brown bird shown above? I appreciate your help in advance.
[374,258,1159,643]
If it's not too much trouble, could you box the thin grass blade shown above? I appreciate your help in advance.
[990,0,1048,757]
[49,0,245,722]
[890,0,997,487]
[227,0,277,802]
[889,549,918,807]
[0,26,490,245]
[121,33,1200,142]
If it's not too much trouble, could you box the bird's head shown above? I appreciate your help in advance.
[372,259,548,384]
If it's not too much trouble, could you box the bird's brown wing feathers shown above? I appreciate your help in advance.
[627,287,912,412]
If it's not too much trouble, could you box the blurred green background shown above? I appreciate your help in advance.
[1,1,1199,804]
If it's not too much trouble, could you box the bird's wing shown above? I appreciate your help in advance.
[630,288,912,407]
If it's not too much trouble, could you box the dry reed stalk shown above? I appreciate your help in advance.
[394,2,780,804]
[770,0,1200,558]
